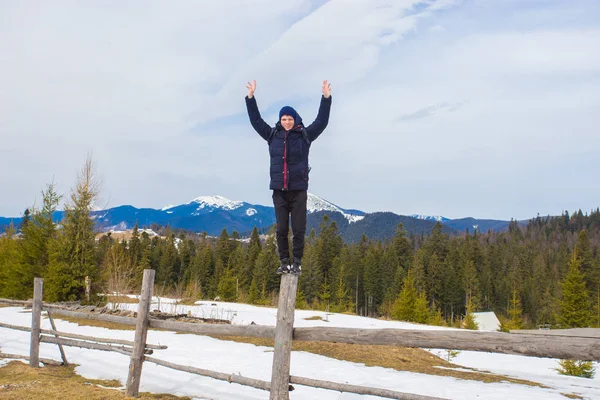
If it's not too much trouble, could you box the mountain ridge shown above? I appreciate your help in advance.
[1,193,518,241]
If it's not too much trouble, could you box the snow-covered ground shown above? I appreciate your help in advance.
[1,301,599,400]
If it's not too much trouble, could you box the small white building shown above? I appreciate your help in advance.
[472,311,501,331]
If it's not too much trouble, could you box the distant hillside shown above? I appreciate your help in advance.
[307,211,457,242]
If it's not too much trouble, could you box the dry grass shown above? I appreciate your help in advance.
[52,315,136,331]
[210,335,550,388]
[561,393,584,399]
[175,298,199,306]
[0,360,191,399]
[303,315,325,321]
[106,296,139,304]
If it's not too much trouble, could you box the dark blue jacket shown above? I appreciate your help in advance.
[246,95,332,191]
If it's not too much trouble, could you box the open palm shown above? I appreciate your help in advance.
[246,80,256,98]
[322,80,331,98]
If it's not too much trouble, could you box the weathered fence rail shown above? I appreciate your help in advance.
[33,307,600,361]
[511,328,600,338]
[0,321,166,349]
[1,271,599,400]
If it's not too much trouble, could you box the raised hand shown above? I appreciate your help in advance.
[322,80,331,98]
[246,80,257,98]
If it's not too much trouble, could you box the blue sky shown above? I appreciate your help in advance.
[1,0,599,220]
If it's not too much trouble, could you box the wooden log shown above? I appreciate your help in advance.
[148,318,275,338]
[126,269,155,397]
[40,336,133,357]
[292,327,600,362]
[0,298,32,307]
[29,278,43,368]
[144,355,274,391]
[0,352,62,366]
[43,310,600,360]
[42,329,167,350]
[270,273,299,400]
[44,306,137,326]
[47,311,68,365]
[510,328,600,338]
[0,322,31,332]
[44,303,275,338]
[289,375,448,400]
[0,322,165,350]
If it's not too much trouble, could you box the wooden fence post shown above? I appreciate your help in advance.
[270,274,299,400]
[126,269,155,397]
[29,277,43,368]
[47,311,68,365]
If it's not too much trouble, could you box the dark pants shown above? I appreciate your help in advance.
[272,190,307,261]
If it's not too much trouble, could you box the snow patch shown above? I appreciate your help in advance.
[246,208,257,216]
[410,214,449,222]
[192,195,243,211]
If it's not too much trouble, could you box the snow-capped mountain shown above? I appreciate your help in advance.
[410,214,450,222]
[307,193,365,223]
[0,194,516,240]
[160,193,365,223]
[164,195,244,214]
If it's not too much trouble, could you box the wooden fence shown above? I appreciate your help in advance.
[1,270,599,400]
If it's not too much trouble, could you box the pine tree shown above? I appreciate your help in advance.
[46,156,99,302]
[362,244,382,316]
[319,277,331,311]
[0,224,20,298]
[245,227,262,290]
[461,258,480,311]
[315,215,343,280]
[129,222,141,269]
[428,302,446,326]
[215,228,231,268]
[558,251,592,328]
[463,297,478,330]
[252,233,279,304]
[575,230,595,288]
[296,289,309,309]
[156,233,179,289]
[426,252,445,308]
[507,285,524,329]
[298,243,321,305]
[332,258,350,313]
[137,246,152,289]
[16,183,61,297]
[413,292,430,324]
[20,208,31,230]
[218,267,238,302]
[500,285,524,332]
[247,278,259,304]
[392,269,418,322]
[411,250,426,294]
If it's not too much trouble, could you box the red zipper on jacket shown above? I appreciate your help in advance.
[283,130,288,190]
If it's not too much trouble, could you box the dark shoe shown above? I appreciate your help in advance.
[277,258,291,275]
[290,257,302,275]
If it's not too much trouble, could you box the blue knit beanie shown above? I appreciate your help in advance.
[279,106,302,125]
